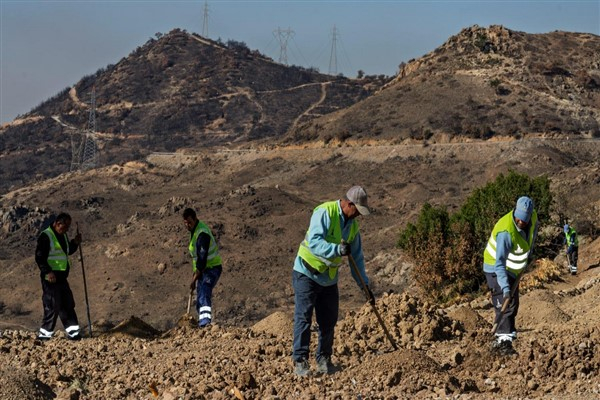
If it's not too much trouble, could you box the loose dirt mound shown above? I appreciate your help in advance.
[0,364,53,400]
[520,290,573,330]
[107,316,160,338]
[250,310,292,337]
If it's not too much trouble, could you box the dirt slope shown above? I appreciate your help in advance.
[1,237,599,399]
[0,137,599,398]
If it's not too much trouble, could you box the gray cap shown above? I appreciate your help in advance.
[345,186,370,215]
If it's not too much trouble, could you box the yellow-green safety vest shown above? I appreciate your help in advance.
[566,227,578,247]
[189,221,222,273]
[43,227,69,272]
[297,201,359,280]
[483,210,538,276]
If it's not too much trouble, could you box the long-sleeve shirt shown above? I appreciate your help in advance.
[483,219,538,295]
[293,200,369,287]
[35,227,79,282]
[191,229,211,273]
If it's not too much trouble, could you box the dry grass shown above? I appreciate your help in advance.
[521,258,563,291]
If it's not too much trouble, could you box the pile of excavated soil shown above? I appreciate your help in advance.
[3,287,600,399]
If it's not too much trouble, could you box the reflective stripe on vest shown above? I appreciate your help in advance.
[483,210,538,276]
[297,201,359,280]
[566,228,578,246]
[189,221,221,272]
[43,227,69,272]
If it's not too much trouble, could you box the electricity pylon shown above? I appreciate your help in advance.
[328,25,339,75]
[80,86,98,170]
[202,1,209,37]
[71,86,99,171]
[273,27,294,65]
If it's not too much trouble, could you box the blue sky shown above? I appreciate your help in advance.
[1,0,599,124]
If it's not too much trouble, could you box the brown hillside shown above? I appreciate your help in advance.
[0,29,381,194]
[286,25,600,144]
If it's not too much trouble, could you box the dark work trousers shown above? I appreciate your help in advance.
[567,246,579,268]
[40,278,79,334]
[292,270,339,363]
[485,271,520,336]
[196,266,222,327]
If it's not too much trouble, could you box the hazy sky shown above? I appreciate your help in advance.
[1,0,599,124]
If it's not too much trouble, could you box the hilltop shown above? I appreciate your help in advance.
[286,25,600,144]
[0,29,383,194]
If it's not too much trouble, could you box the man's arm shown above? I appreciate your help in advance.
[195,232,211,273]
[305,209,340,259]
[35,233,52,276]
[493,231,512,296]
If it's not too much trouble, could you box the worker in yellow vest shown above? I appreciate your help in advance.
[183,208,222,327]
[36,212,82,341]
[483,196,538,355]
[564,224,579,275]
[292,186,373,377]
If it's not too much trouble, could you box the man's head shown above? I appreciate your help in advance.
[52,213,72,234]
[341,186,370,219]
[182,208,198,232]
[514,196,534,230]
[564,224,570,233]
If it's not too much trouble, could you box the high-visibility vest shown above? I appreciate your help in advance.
[43,227,69,271]
[483,210,538,276]
[297,201,359,280]
[189,221,221,272]
[566,227,579,247]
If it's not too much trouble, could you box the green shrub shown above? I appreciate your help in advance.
[398,170,552,302]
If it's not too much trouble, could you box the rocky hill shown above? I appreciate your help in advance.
[0,29,382,194]
[286,25,600,144]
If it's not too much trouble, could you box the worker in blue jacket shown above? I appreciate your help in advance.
[292,186,373,377]
[483,196,538,355]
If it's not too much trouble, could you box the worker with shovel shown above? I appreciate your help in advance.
[292,186,374,377]
[183,208,222,328]
[564,224,578,275]
[35,212,83,341]
[483,196,538,355]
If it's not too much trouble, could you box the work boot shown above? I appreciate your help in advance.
[492,339,516,356]
[570,265,577,275]
[316,356,334,374]
[294,359,311,377]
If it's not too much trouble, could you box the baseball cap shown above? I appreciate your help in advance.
[345,186,370,215]
[514,196,534,223]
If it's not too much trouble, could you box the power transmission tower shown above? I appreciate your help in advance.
[273,27,294,65]
[202,1,209,37]
[328,25,339,75]
[80,86,98,170]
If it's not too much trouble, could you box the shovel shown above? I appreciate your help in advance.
[346,249,398,350]
[186,290,193,315]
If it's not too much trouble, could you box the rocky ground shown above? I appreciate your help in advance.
[1,137,599,399]
[1,235,600,400]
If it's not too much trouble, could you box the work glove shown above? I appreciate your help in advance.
[365,285,375,305]
[339,242,351,256]
[502,291,511,302]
